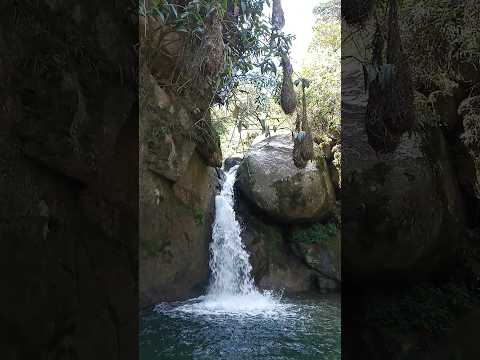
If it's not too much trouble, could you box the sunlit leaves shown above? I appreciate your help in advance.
[300,0,341,139]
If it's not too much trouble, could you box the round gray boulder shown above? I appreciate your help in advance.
[236,135,335,222]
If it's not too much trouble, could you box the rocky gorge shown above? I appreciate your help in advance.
[138,1,342,307]
[139,101,343,305]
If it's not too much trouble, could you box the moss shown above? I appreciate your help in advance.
[141,237,169,258]
[193,208,204,225]
[265,230,283,260]
[292,222,337,245]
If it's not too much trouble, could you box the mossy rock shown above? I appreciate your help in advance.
[236,135,335,223]
[290,222,341,282]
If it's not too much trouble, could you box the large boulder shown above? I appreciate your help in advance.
[342,64,467,282]
[236,135,336,223]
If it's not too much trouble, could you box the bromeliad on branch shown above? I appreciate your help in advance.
[292,78,314,168]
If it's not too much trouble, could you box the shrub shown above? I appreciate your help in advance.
[292,222,338,245]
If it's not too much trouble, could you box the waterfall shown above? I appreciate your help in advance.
[207,165,256,296]
[170,165,285,315]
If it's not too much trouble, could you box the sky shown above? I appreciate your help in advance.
[280,0,327,66]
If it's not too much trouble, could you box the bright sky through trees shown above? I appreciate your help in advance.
[281,0,329,66]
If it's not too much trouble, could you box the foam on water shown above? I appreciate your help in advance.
[165,292,294,318]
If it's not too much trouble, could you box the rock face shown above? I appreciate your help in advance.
[290,222,341,287]
[139,62,222,307]
[0,3,137,358]
[234,172,340,293]
[459,96,480,198]
[224,156,243,171]
[234,196,317,292]
[342,64,467,281]
[237,135,336,223]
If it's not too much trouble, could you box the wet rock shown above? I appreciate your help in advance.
[224,156,242,171]
[290,222,341,283]
[235,196,316,293]
[316,276,339,293]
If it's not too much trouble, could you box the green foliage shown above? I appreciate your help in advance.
[212,71,291,156]
[213,0,341,156]
[366,282,480,337]
[314,0,340,22]
[413,91,441,131]
[141,238,165,257]
[300,0,340,141]
[399,0,479,90]
[144,0,293,103]
[292,222,338,245]
[193,208,204,225]
[462,113,480,154]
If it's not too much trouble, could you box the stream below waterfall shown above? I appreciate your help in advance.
[140,166,341,359]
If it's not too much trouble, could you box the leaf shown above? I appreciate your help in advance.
[168,3,177,18]
[206,5,216,18]
[155,8,165,23]
[176,26,188,33]
[259,118,266,130]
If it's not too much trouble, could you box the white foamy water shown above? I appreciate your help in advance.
[208,165,255,296]
[155,165,287,317]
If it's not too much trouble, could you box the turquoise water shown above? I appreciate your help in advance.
[140,293,341,360]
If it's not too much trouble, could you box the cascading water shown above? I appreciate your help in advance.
[207,165,255,296]
[170,165,284,315]
[183,164,283,315]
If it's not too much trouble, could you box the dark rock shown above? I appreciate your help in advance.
[224,156,243,171]
[342,65,467,282]
[429,90,460,130]
[235,195,316,293]
[316,276,339,293]
[458,96,480,201]
[0,2,138,357]
[290,223,341,283]
[139,62,222,306]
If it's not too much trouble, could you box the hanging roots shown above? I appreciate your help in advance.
[293,80,314,169]
[293,131,314,168]
[364,0,415,153]
[272,0,285,30]
[185,11,224,97]
[280,55,297,115]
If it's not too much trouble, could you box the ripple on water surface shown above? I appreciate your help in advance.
[140,293,341,360]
